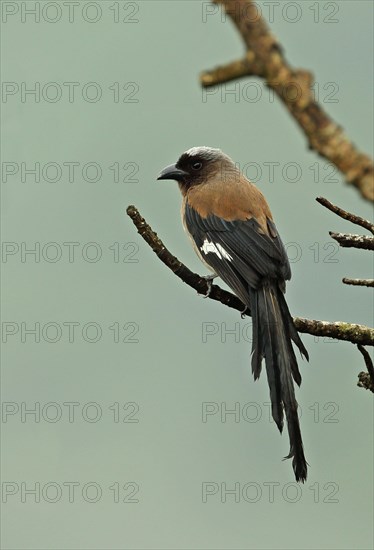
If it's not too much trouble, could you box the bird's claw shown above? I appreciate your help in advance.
[240,305,250,319]
[199,275,216,298]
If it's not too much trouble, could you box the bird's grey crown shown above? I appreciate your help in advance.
[176,146,233,169]
[184,146,223,161]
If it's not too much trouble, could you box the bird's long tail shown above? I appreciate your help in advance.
[250,281,309,482]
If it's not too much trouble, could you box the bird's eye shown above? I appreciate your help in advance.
[192,161,202,171]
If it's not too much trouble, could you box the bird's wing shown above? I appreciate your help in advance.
[184,201,291,298]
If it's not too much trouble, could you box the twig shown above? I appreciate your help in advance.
[201,51,262,85]
[200,0,374,201]
[316,197,374,234]
[126,205,374,347]
[343,278,374,288]
[292,318,373,346]
[357,345,374,383]
[329,232,374,250]
[316,197,374,283]
[357,372,374,392]
[357,345,374,392]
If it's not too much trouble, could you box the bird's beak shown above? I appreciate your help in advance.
[157,163,188,182]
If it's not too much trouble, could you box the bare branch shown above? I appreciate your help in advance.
[293,318,373,346]
[126,205,248,315]
[200,0,374,201]
[316,197,374,282]
[126,205,374,347]
[329,232,374,250]
[343,278,374,288]
[316,197,374,234]
[200,50,263,85]
[357,372,374,392]
[357,345,374,392]
[357,345,374,383]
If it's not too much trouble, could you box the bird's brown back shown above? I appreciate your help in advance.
[186,174,274,235]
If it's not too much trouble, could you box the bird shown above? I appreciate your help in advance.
[157,146,309,482]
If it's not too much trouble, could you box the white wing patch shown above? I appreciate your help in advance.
[201,239,232,261]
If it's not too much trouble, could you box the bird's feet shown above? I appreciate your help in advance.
[240,304,250,319]
[199,274,217,298]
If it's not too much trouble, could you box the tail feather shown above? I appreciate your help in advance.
[250,282,308,482]
[278,291,309,362]
[260,286,284,433]
[284,324,302,387]
[251,288,263,380]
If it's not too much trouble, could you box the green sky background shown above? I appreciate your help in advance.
[1,1,373,549]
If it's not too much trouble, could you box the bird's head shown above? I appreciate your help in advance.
[157,146,237,193]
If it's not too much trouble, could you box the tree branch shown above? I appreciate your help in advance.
[357,372,374,392]
[342,278,374,288]
[291,318,373,346]
[201,50,263,85]
[329,232,374,250]
[357,345,374,392]
[357,345,374,382]
[126,205,248,315]
[200,0,374,202]
[126,205,374,347]
[316,197,374,234]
